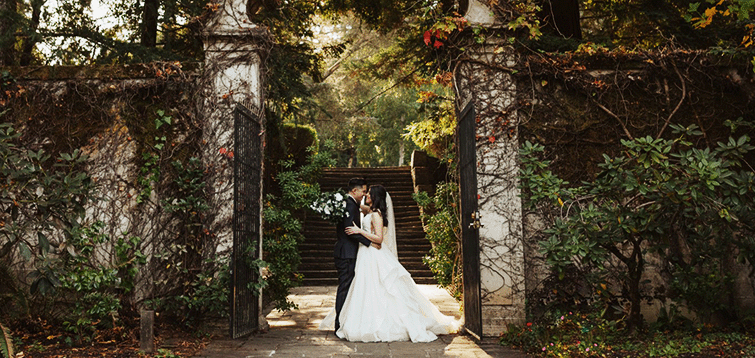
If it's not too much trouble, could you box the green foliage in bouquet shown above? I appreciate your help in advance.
[309,190,347,225]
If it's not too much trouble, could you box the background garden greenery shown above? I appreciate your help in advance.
[512,121,755,355]
[2,0,755,357]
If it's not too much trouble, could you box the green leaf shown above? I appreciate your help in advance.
[38,232,49,254]
[0,322,14,358]
[19,242,31,261]
[65,243,77,257]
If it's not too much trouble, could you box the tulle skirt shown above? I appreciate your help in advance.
[320,244,459,342]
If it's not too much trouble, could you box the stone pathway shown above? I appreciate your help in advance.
[193,286,529,357]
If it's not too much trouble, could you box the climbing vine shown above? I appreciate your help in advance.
[0,64,238,340]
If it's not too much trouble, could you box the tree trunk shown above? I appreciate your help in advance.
[141,0,158,47]
[398,140,405,166]
[626,241,645,329]
[20,0,43,66]
[347,147,356,168]
[539,0,582,39]
[0,0,18,66]
[398,115,406,166]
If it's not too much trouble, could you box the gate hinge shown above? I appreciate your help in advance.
[469,210,483,230]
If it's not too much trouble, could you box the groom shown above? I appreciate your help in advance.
[333,178,372,333]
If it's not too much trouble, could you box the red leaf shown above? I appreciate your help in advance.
[433,40,443,49]
[423,30,432,46]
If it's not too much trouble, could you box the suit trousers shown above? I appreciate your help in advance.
[334,257,357,331]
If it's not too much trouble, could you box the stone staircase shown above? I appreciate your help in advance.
[299,167,436,286]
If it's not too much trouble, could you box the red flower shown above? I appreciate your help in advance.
[423,30,432,46]
[526,322,533,327]
[227,151,234,159]
[219,147,227,154]
[488,136,496,143]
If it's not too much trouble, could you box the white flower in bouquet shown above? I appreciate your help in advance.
[310,190,348,225]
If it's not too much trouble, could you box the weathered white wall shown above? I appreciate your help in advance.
[455,43,526,336]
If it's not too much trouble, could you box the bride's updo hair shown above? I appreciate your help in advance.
[369,185,389,227]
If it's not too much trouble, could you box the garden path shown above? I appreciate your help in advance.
[192,285,527,357]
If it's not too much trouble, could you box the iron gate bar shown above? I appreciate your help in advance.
[458,100,482,340]
[230,103,262,339]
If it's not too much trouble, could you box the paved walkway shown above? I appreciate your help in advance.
[193,286,529,357]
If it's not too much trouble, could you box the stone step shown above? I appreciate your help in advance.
[299,259,430,272]
[302,275,438,286]
[300,166,436,286]
[300,242,431,250]
[299,251,432,260]
[304,218,424,227]
[302,230,426,237]
[301,267,434,279]
[302,242,427,248]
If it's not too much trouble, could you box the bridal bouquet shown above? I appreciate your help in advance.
[310,190,347,225]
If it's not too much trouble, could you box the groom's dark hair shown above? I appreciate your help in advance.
[348,178,367,191]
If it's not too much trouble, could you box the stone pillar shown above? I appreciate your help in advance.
[454,42,526,335]
[202,0,268,254]
[201,0,269,324]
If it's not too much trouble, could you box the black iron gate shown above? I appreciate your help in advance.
[458,100,482,340]
[230,103,262,338]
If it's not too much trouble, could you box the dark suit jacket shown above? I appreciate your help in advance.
[334,196,371,258]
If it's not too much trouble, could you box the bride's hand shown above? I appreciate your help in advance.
[344,223,361,236]
[371,242,381,250]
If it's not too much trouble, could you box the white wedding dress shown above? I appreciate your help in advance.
[319,194,459,342]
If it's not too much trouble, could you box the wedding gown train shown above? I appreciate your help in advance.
[319,211,459,342]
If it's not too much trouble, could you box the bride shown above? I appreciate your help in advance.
[320,184,459,342]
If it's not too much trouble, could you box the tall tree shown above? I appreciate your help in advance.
[579,0,730,48]
[0,0,18,65]
[19,0,43,65]
[538,0,581,39]
[140,0,157,47]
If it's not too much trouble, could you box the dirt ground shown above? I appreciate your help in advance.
[10,317,211,358]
